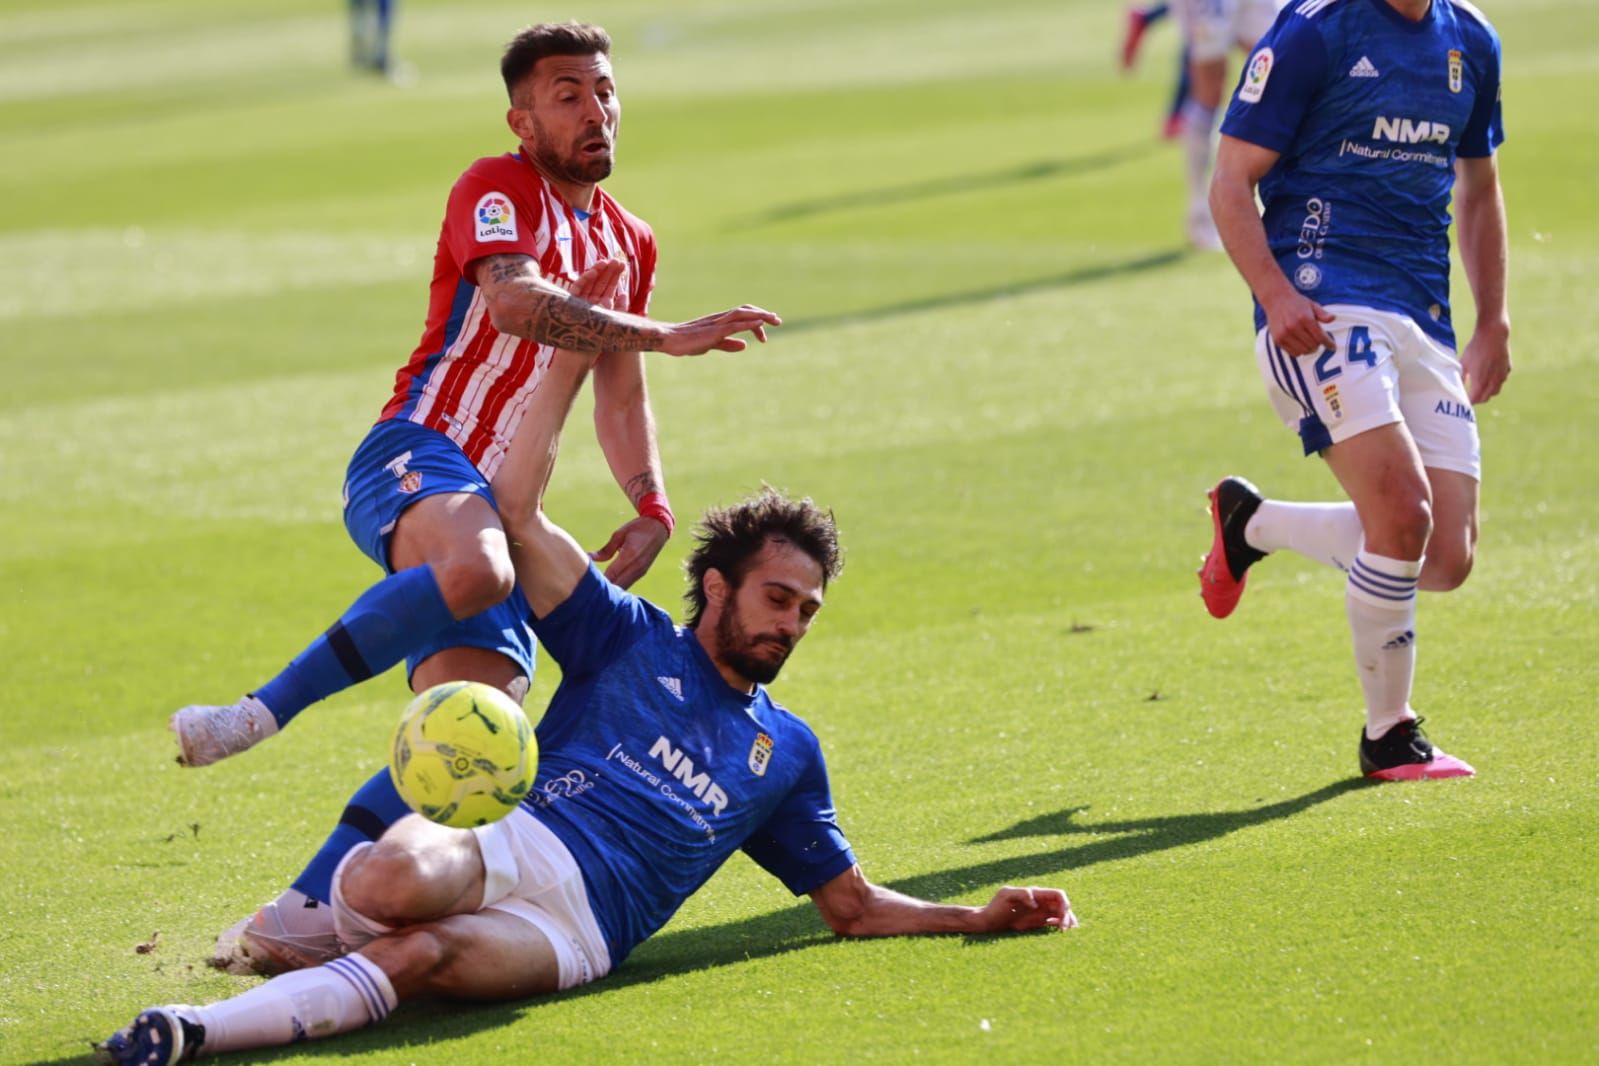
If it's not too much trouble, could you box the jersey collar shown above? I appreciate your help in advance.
[1367,0,1437,33]
[685,627,763,709]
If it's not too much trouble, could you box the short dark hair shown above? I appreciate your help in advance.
[500,22,612,102]
[684,488,844,628]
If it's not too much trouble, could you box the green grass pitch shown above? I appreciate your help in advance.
[2,0,1595,1062]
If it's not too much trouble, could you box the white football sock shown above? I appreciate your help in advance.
[1246,500,1365,571]
[189,953,396,1053]
[1180,100,1218,217]
[1345,551,1422,739]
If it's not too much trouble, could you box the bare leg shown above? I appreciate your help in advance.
[160,827,563,1056]
[362,909,563,1001]
[1419,467,1478,592]
[1322,423,1433,562]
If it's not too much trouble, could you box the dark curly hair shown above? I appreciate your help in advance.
[501,22,612,103]
[683,488,844,628]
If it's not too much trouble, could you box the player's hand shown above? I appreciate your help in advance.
[977,886,1079,933]
[660,306,783,356]
[1461,321,1511,404]
[569,257,628,311]
[1262,289,1337,357]
[590,514,670,589]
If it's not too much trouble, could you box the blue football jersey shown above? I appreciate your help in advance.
[523,565,856,964]
[1220,0,1504,346]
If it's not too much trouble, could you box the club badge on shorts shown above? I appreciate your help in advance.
[1322,383,1344,421]
[383,450,423,494]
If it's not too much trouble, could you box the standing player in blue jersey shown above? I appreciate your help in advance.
[96,308,1078,1065]
[1199,0,1510,779]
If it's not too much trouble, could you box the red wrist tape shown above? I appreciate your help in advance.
[637,491,675,536]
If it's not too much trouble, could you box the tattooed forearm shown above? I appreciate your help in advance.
[535,293,669,353]
[478,254,668,353]
[623,472,660,507]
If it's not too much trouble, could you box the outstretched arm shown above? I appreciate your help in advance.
[809,863,1077,937]
[1454,153,1511,404]
[474,253,780,357]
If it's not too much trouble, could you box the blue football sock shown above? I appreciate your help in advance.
[254,566,456,728]
[292,768,412,904]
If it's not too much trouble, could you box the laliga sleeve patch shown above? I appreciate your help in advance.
[1238,47,1274,104]
[474,192,518,242]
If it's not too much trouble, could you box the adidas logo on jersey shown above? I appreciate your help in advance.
[656,676,684,701]
[1349,56,1380,78]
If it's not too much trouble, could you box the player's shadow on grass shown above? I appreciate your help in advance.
[56,780,1367,1064]
[736,143,1159,228]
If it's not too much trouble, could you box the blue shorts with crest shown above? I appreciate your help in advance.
[341,419,537,683]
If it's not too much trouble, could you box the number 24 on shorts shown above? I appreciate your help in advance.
[1312,326,1377,383]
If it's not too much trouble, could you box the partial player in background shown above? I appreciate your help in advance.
[1120,2,1194,140]
[171,22,780,962]
[1200,0,1510,779]
[1170,0,1286,247]
[96,320,1074,1066]
[349,0,396,77]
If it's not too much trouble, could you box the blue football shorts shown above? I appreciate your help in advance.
[341,418,537,683]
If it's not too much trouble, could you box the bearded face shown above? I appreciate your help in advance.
[529,111,614,186]
[514,53,621,192]
[714,590,795,685]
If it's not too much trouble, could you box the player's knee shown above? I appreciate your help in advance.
[1369,497,1433,560]
[342,842,437,925]
[432,550,515,618]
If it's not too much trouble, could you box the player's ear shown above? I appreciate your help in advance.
[703,568,731,609]
[507,106,535,140]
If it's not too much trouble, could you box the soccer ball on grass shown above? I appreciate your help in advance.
[389,681,537,827]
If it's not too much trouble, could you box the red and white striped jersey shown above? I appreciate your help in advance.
[380,148,658,480]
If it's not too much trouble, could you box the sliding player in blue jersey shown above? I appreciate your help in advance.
[1199,0,1510,780]
[96,280,1077,1064]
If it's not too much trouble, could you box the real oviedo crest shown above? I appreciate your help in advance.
[748,732,774,777]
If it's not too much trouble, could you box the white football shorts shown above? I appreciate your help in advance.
[473,811,613,990]
[330,813,612,991]
[1175,0,1285,62]
[1254,304,1482,480]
